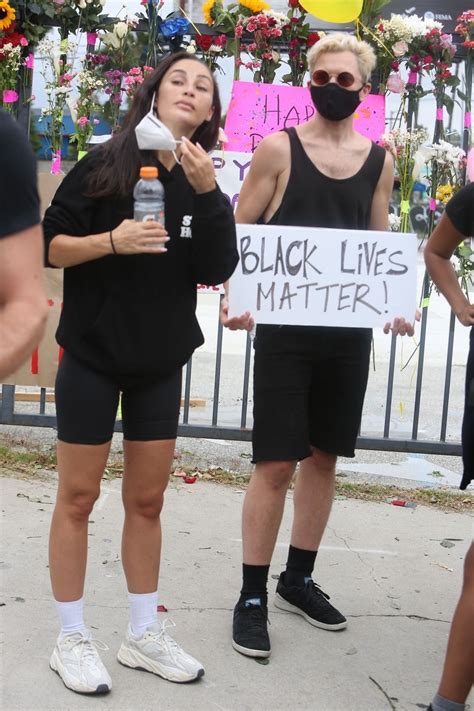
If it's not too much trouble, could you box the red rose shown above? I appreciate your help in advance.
[195,34,214,51]
[307,32,320,47]
[288,0,299,7]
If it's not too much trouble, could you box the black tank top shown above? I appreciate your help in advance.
[267,127,386,230]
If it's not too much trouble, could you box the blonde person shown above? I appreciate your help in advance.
[221,33,416,658]
[43,52,238,694]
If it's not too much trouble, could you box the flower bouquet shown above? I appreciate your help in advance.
[380,127,428,232]
[202,0,270,80]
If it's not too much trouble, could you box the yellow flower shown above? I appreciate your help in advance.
[436,184,454,204]
[0,0,15,30]
[202,0,216,25]
[239,0,270,12]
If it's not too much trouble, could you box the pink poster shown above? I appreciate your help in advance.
[224,81,385,153]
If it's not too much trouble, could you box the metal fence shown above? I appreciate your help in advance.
[0,289,464,456]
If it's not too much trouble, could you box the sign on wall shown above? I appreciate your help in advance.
[224,82,385,153]
[228,224,418,328]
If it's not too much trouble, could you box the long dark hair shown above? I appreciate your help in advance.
[86,52,222,198]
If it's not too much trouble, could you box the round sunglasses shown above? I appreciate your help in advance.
[311,70,359,89]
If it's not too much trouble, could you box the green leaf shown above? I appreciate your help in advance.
[442,94,454,115]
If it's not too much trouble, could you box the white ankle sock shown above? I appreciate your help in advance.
[432,694,466,711]
[54,597,88,638]
[128,591,158,637]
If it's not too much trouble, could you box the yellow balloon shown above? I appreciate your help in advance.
[298,0,363,23]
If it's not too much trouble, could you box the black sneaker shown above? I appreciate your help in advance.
[232,596,271,658]
[274,573,347,630]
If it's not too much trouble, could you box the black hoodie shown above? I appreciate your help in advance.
[43,149,238,378]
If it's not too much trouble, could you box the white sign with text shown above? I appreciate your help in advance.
[228,224,418,328]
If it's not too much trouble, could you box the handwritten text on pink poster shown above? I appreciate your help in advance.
[224,81,385,153]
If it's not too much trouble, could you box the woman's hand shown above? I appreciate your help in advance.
[180,137,216,194]
[111,219,169,255]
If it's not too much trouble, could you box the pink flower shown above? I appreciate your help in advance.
[93,118,100,125]
[392,40,408,57]
[24,53,34,69]
[2,89,18,103]
[78,116,89,126]
[386,72,405,94]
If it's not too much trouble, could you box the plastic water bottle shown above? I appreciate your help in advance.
[133,166,165,225]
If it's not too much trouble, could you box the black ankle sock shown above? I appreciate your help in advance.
[240,564,270,600]
[284,545,317,586]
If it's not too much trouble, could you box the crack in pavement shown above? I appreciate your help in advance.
[327,524,387,593]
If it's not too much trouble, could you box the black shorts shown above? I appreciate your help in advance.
[55,351,182,445]
[252,325,372,462]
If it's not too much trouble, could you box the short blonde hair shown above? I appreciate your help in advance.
[308,33,376,84]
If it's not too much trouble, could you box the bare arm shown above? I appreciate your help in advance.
[368,152,394,231]
[424,212,474,327]
[48,220,170,268]
[221,134,288,329]
[0,225,48,379]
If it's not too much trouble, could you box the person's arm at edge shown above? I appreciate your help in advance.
[424,211,474,327]
[221,134,286,330]
[0,225,48,379]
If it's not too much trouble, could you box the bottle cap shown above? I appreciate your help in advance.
[140,166,158,178]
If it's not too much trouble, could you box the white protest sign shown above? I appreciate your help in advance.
[228,224,418,328]
[212,150,251,212]
[197,151,251,295]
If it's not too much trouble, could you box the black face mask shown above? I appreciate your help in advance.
[310,83,362,122]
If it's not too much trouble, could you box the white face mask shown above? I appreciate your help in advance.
[135,93,181,160]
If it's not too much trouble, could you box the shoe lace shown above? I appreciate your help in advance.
[307,580,330,602]
[243,603,269,632]
[66,634,109,664]
[147,619,182,652]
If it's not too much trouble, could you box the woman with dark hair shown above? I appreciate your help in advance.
[43,52,238,695]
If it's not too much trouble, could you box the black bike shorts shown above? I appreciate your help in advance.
[252,325,372,462]
[55,351,182,445]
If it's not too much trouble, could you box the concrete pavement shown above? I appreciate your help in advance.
[1,471,472,711]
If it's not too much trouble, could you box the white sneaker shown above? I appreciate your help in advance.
[117,620,204,683]
[50,631,112,694]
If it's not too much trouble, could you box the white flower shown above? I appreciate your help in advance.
[388,214,401,232]
[100,31,120,49]
[186,40,197,54]
[381,14,442,43]
[262,9,288,27]
[114,21,129,39]
[412,145,435,180]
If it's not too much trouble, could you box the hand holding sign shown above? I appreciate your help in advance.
[220,295,254,332]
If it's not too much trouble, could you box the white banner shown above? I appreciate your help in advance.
[228,224,418,328]
[212,151,251,213]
